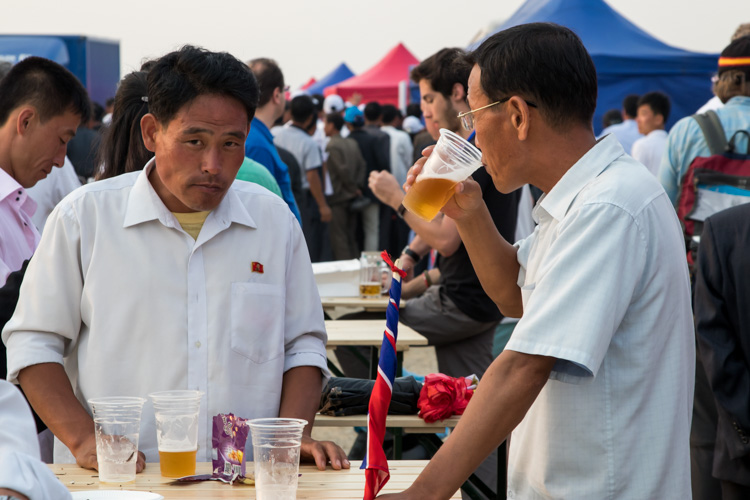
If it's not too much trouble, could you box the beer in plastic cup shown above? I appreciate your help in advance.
[149,390,203,478]
[88,396,146,483]
[402,128,483,220]
[248,418,307,500]
[359,251,389,298]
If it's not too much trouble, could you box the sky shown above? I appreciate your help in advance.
[1,0,744,94]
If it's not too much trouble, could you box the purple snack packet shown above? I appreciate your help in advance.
[212,413,250,481]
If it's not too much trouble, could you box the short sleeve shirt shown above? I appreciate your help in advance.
[506,135,695,499]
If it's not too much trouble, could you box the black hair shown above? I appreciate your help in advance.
[363,101,382,122]
[406,102,422,119]
[139,59,157,72]
[147,45,259,127]
[248,57,284,108]
[0,56,90,126]
[96,71,154,180]
[622,94,640,119]
[105,97,115,108]
[381,104,401,125]
[602,109,623,128]
[410,48,472,99]
[91,102,105,123]
[311,93,325,113]
[468,23,597,130]
[290,95,315,124]
[637,92,670,122]
[326,112,344,132]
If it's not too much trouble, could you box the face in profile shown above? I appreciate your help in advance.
[142,94,249,213]
[418,79,461,140]
[13,108,80,188]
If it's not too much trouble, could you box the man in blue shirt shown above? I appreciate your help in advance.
[244,58,301,223]
[659,37,750,207]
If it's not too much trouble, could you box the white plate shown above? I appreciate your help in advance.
[71,492,164,500]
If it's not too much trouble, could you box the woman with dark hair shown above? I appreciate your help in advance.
[95,71,153,180]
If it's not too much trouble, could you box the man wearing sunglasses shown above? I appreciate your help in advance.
[381,23,693,500]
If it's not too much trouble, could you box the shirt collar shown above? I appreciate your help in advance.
[538,134,625,222]
[252,117,273,142]
[725,95,750,108]
[0,167,37,216]
[123,158,257,230]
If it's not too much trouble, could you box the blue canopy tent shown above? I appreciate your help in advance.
[468,0,719,134]
[305,63,355,96]
[0,36,70,65]
[0,35,120,105]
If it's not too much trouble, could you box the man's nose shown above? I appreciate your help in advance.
[201,147,222,175]
[54,144,67,168]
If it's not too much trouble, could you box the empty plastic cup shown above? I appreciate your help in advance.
[402,128,483,220]
[88,396,146,483]
[248,418,308,500]
[149,390,203,478]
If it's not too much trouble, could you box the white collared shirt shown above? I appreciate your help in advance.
[631,129,668,177]
[0,167,40,286]
[505,135,694,499]
[3,160,328,463]
[26,156,81,232]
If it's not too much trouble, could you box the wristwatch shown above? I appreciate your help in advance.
[396,203,407,219]
[0,495,26,500]
[401,245,420,262]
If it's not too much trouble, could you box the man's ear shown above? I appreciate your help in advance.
[273,86,283,105]
[451,82,466,104]
[15,108,36,137]
[656,113,665,128]
[508,96,531,141]
[140,113,159,152]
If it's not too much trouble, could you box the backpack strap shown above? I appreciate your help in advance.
[692,110,727,155]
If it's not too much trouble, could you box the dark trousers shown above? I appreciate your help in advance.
[691,355,722,500]
[301,190,332,263]
[329,202,359,261]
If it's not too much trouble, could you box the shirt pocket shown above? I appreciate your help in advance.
[520,283,536,311]
[230,282,285,364]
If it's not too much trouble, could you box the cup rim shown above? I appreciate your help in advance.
[440,128,482,159]
[148,390,204,401]
[248,417,308,430]
[88,396,146,407]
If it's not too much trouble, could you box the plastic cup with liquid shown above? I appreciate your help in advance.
[88,396,146,483]
[402,128,483,220]
[248,418,307,500]
[149,390,203,478]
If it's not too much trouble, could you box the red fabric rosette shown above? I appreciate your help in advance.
[417,373,474,423]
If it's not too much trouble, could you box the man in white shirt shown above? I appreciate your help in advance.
[383,23,693,500]
[598,94,643,154]
[631,91,671,176]
[3,46,347,474]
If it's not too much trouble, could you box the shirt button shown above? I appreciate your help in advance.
[15,197,20,201]
[195,341,201,348]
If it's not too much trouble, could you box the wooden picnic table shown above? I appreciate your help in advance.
[50,460,461,498]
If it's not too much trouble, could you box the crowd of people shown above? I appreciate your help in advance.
[0,19,749,500]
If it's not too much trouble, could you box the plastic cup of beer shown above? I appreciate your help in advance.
[248,418,308,500]
[359,251,389,298]
[149,390,203,478]
[88,396,146,483]
[402,128,483,220]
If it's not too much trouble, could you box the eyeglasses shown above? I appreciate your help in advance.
[457,96,538,131]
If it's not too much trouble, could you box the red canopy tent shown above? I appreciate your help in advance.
[324,43,419,105]
[299,77,317,91]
